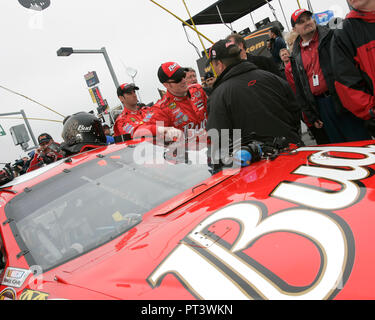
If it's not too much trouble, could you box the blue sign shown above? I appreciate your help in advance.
[84,71,100,88]
[314,10,335,25]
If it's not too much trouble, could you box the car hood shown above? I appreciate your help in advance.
[37,141,375,300]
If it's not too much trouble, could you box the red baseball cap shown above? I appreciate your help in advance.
[158,62,188,83]
[291,8,313,27]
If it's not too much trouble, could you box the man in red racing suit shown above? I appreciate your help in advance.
[114,83,157,138]
[114,83,182,141]
[153,62,208,139]
[331,1,375,135]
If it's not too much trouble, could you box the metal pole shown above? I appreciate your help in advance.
[72,48,120,89]
[249,12,256,30]
[20,109,38,148]
[132,76,143,104]
[100,47,120,89]
[149,0,214,44]
[216,5,233,32]
[182,0,217,77]
[278,0,291,32]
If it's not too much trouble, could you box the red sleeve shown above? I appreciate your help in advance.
[150,106,173,128]
[285,62,296,94]
[332,30,375,120]
[26,153,42,173]
[114,115,125,137]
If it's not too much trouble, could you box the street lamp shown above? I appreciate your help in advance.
[57,46,120,89]
[126,67,143,104]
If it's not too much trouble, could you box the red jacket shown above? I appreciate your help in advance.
[152,84,207,137]
[332,10,375,120]
[284,61,296,94]
[113,106,157,138]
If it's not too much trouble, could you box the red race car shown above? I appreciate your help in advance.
[0,136,374,301]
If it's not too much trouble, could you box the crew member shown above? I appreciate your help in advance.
[290,8,371,143]
[268,26,287,66]
[206,39,303,154]
[331,0,375,136]
[103,124,115,144]
[153,62,208,138]
[27,133,64,173]
[226,33,283,77]
[185,67,198,86]
[203,71,216,96]
[114,83,182,141]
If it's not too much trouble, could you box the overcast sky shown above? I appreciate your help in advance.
[0,0,350,164]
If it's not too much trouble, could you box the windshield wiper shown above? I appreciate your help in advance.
[16,249,30,259]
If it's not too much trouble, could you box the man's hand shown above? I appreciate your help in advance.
[157,127,183,142]
[314,120,324,129]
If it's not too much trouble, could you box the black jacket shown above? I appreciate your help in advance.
[247,53,283,78]
[290,25,346,124]
[207,61,302,145]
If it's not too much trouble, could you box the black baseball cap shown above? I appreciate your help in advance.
[204,71,214,80]
[158,62,189,83]
[291,9,313,27]
[117,83,139,97]
[207,39,241,64]
[38,133,52,144]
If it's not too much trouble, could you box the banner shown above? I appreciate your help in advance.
[91,86,106,107]
[314,10,335,25]
[196,21,280,78]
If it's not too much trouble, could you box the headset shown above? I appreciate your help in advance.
[233,142,263,167]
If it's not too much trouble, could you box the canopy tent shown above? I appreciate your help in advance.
[183,0,273,26]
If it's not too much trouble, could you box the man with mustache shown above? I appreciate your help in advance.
[331,0,375,137]
[290,8,371,143]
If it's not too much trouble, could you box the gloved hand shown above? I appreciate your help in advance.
[157,127,183,142]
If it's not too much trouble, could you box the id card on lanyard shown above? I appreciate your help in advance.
[313,74,320,87]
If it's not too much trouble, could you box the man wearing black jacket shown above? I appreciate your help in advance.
[226,33,283,78]
[206,39,303,151]
[290,8,371,143]
[331,0,375,136]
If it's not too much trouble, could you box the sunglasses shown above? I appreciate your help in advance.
[166,73,186,84]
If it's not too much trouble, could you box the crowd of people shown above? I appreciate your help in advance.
[1,0,375,186]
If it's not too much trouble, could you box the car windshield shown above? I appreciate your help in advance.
[5,141,213,272]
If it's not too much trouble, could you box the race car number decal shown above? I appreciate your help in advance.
[148,145,375,299]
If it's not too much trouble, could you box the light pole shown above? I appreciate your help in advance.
[126,67,143,104]
[0,110,38,151]
[57,46,120,89]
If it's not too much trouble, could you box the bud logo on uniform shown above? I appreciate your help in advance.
[168,63,178,72]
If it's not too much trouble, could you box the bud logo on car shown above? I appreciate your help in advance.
[2,268,31,288]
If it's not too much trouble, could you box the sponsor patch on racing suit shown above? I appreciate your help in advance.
[152,84,207,139]
[114,106,157,138]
